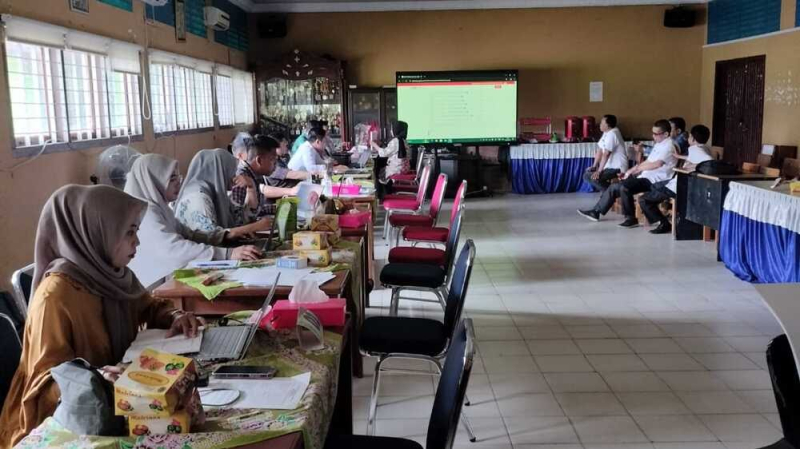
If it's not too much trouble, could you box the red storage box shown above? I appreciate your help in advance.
[339,210,371,228]
[261,298,346,330]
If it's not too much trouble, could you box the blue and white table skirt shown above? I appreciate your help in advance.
[720,180,800,283]
[510,143,598,194]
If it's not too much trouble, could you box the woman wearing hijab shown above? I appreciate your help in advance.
[0,185,202,447]
[125,154,262,287]
[371,121,411,184]
[174,148,271,234]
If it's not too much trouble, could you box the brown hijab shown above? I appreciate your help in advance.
[33,184,148,361]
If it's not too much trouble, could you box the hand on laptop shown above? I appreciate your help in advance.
[168,312,206,338]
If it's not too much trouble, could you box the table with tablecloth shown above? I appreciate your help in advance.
[510,143,599,194]
[15,326,349,449]
[720,180,800,283]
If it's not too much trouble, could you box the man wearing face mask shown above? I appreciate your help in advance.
[230,135,280,223]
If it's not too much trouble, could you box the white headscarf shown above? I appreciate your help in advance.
[126,153,226,287]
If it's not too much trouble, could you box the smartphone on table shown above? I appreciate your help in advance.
[212,365,277,380]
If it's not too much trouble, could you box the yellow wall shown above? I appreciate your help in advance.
[249,5,706,138]
[700,3,800,153]
[0,0,249,289]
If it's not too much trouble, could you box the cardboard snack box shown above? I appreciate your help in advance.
[114,349,196,417]
[310,214,340,233]
[299,249,332,267]
[293,231,329,250]
[127,389,205,436]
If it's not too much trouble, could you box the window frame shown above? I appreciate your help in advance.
[149,61,215,136]
[4,39,145,158]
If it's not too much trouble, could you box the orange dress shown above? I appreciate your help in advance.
[0,273,176,448]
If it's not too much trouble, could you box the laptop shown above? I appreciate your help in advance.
[195,274,280,362]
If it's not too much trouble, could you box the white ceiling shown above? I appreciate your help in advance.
[231,0,707,13]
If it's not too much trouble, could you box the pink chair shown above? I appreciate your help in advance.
[381,164,432,239]
[387,174,448,248]
[401,180,466,247]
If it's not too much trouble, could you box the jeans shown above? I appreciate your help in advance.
[594,176,653,219]
[583,168,621,191]
[638,181,676,225]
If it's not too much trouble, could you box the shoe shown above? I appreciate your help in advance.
[618,218,640,228]
[577,209,600,222]
[649,222,672,234]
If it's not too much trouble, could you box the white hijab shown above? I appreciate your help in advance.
[125,154,222,287]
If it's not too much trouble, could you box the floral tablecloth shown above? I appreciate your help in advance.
[16,329,343,449]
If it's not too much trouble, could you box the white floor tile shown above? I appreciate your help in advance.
[571,416,648,443]
[586,354,649,372]
[673,337,736,354]
[712,370,773,390]
[555,392,627,416]
[496,393,564,417]
[544,373,610,393]
[575,339,633,354]
[477,340,531,357]
[617,392,692,415]
[520,325,572,340]
[602,372,671,392]
[535,355,595,373]
[691,353,761,371]
[633,415,717,442]
[697,414,782,443]
[489,373,551,397]
[625,338,685,354]
[640,354,705,371]
[505,416,580,444]
[676,391,755,414]
[482,355,540,374]
[528,339,582,355]
[735,390,779,413]
[656,371,729,391]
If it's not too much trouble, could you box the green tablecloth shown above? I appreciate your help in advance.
[16,329,343,449]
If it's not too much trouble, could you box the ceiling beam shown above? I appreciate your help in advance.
[240,0,706,14]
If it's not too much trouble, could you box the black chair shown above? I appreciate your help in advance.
[363,240,476,439]
[0,312,22,408]
[326,318,476,449]
[11,263,34,320]
[759,334,800,449]
[380,214,464,316]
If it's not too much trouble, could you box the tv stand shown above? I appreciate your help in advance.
[424,145,492,198]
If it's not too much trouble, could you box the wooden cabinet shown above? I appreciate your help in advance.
[347,87,397,145]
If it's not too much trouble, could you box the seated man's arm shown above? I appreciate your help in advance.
[261,184,298,199]
[630,159,665,175]
[286,169,310,180]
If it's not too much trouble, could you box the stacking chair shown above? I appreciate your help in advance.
[387,174,448,248]
[381,164,432,239]
[758,334,800,449]
[0,312,22,409]
[326,318,476,449]
[383,157,432,201]
[399,181,466,248]
[390,151,428,187]
[11,263,34,320]
[381,214,464,315]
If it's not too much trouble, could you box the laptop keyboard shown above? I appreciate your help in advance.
[198,326,248,360]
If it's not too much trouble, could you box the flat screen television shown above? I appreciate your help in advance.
[396,70,518,145]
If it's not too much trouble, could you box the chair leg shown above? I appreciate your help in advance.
[389,288,401,316]
[434,287,447,312]
[383,210,392,240]
[367,356,386,436]
[461,413,477,443]
[395,226,403,248]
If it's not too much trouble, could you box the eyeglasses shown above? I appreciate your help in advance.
[652,131,666,136]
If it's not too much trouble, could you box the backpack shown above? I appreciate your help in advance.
[695,160,740,176]
[51,359,125,436]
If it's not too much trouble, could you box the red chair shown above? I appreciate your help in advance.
[381,164,432,239]
[389,152,427,185]
[384,156,431,199]
[400,180,466,247]
[387,174,448,248]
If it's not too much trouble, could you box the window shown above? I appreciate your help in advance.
[215,75,234,127]
[708,0,781,44]
[6,41,142,148]
[215,67,254,126]
[148,50,215,133]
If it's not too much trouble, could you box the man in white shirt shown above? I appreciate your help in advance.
[583,115,629,191]
[639,124,713,234]
[578,119,678,228]
[288,127,327,172]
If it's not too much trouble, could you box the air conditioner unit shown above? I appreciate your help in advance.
[204,7,230,31]
[141,0,169,6]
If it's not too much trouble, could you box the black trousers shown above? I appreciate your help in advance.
[638,181,676,225]
[595,177,653,218]
[583,168,621,191]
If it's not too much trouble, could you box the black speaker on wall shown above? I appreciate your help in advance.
[664,7,696,28]
[258,14,287,38]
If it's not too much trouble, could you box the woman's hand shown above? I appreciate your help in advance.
[227,218,272,240]
[99,365,124,383]
[167,312,206,338]
[231,245,262,261]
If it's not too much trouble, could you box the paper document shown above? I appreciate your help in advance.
[207,372,311,409]
[189,260,239,269]
[226,266,335,287]
[122,329,204,363]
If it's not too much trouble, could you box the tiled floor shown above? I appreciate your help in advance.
[357,192,784,449]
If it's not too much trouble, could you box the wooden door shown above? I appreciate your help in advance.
[712,55,766,167]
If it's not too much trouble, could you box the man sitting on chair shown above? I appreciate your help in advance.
[639,124,713,235]
[578,119,678,228]
[583,114,628,192]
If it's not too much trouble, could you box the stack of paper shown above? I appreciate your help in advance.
[122,329,204,363]
[226,266,335,288]
[203,372,311,409]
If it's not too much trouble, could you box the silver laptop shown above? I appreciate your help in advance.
[195,274,280,362]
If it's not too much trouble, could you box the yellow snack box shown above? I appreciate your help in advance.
[790,181,800,194]
[311,214,340,232]
[114,349,196,417]
[300,249,332,267]
[128,410,190,436]
[293,231,329,250]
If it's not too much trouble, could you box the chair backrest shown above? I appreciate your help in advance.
[426,318,475,449]
[757,153,773,168]
[428,174,448,223]
[415,164,433,206]
[443,212,464,279]
[766,334,800,445]
[450,181,468,227]
[0,312,22,409]
[414,151,428,177]
[443,240,476,336]
[11,263,34,319]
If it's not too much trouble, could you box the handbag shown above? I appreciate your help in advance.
[51,359,125,436]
